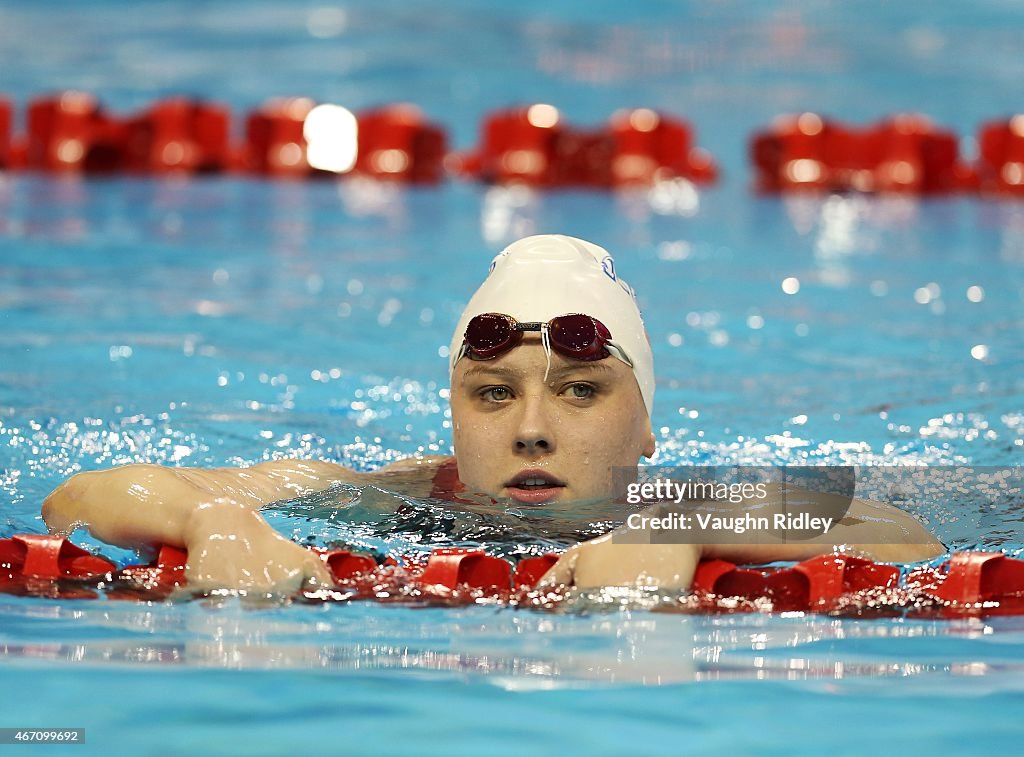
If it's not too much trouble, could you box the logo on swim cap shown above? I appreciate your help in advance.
[599,254,639,301]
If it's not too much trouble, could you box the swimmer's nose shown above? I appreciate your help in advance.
[513,396,556,455]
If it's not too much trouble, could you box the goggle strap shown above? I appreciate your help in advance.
[605,340,634,368]
[541,323,553,383]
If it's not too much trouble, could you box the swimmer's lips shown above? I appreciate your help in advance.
[505,469,566,504]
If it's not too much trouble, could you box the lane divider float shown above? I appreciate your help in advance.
[977,116,1024,194]
[751,112,977,194]
[0,93,713,187]
[3,533,1024,616]
[446,104,717,188]
[0,92,448,182]
[3,92,1023,195]
[750,111,1024,195]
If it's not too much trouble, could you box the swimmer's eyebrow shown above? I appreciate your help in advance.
[458,365,526,382]
[544,362,617,380]
[458,362,617,383]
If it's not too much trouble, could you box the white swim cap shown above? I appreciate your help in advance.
[449,234,655,418]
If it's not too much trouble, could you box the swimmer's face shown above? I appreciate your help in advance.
[450,336,656,506]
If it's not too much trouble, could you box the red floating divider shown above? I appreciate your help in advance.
[690,558,736,593]
[355,104,447,183]
[5,534,1024,617]
[450,105,565,186]
[694,554,900,612]
[908,552,1024,618]
[12,91,1024,196]
[692,559,812,612]
[244,98,448,181]
[452,104,717,188]
[791,554,899,610]
[608,107,717,185]
[7,91,1024,195]
[513,554,561,588]
[317,548,378,582]
[416,547,512,591]
[977,116,1024,195]
[117,544,188,590]
[0,96,11,169]
[0,534,115,580]
[244,97,319,177]
[122,97,232,174]
[24,91,128,173]
[751,112,977,194]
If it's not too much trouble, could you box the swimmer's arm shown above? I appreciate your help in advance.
[539,493,944,591]
[38,462,352,592]
[42,455,450,550]
[40,456,441,593]
[360,455,451,497]
[41,460,361,549]
[704,491,946,565]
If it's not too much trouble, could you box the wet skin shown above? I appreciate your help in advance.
[41,335,944,593]
[450,335,656,507]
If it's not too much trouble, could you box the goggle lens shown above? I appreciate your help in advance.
[548,313,608,359]
[462,313,617,363]
[463,313,521,358]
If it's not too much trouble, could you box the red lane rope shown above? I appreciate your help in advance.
[752,112,976,194]
[750,112,1024,195]
[0,93,714,187]
[445,105,716,187]
[3,533,1024,617]
[1,92,1021,193]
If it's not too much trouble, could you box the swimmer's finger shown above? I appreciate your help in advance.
[536,548,578,588]
[304,554,336,589]
[41,477,88,536]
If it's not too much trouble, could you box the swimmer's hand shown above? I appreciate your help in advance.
[182,499,334,594]
[537,533,702,591]
[43,467,335,593]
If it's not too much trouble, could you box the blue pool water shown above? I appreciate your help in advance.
[2,1,1024,753]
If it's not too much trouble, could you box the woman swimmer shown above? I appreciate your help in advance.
[41,235,945,594]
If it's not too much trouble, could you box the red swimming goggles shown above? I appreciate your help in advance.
[457,312,633,367]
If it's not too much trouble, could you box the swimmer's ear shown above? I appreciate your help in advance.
[642,431,656,459]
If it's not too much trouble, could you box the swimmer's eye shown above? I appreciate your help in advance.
[480,386,513,403]
[563,382,596,400]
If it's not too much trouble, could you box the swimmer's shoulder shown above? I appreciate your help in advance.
[364,455,453,498]
[245,455,451,499]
